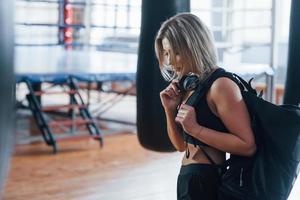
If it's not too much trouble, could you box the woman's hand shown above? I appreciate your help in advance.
[175,104,202,134]
[160,81,182,112]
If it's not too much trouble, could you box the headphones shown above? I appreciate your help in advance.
[177,73,200,92]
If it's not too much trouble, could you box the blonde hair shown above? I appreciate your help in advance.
[155,13,218,80]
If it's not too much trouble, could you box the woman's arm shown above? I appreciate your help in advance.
[165,109,185,152]
[160,81,186,152]
[176,77,256,156]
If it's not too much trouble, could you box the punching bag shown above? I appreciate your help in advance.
[136,0,189,151]
[283,0,300,105]
[0,0,14,196]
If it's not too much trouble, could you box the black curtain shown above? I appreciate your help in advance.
[136,0,190,151]
[283,0,300,105]
[0,0,14,196]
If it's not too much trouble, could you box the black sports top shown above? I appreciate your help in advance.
[182,68,229,147]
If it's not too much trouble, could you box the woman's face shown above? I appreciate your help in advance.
[162,38,181,72]
[161,38,190,82]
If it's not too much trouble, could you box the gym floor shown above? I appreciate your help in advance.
[4,133,182,200]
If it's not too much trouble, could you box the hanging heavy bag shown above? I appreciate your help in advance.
[184,68,300,200]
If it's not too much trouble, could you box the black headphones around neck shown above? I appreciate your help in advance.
[177,73,200,92]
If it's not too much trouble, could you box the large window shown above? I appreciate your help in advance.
[191,0,290,73]
[90,0,141,53]
[15,0,141,53]
[15,0,59,45]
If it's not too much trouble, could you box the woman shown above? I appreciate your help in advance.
[155,13,256,200]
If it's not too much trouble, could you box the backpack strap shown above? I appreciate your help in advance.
[199,145,229,175]
[220,72,258,96]
[199,145,217,165]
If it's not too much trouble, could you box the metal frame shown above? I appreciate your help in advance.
[24,77,103,153]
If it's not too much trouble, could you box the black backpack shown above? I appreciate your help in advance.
[185,68,300,200]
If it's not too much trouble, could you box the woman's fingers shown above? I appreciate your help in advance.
[180,103,191,110]
[165,87,176,98]
[175,116,182,124]
[164,84,180,98]
[175,108,186,125]
[170,81,180,95]
[176,104,195,121]
[177,109,186,117]
[161,81,180,98]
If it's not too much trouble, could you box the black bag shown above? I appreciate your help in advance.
[185,68,300,200]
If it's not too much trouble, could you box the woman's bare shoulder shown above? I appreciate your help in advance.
[209,77,241,101]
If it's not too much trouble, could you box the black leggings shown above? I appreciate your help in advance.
[177,164,219,200]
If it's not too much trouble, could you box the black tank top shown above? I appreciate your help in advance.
[183,68,229,147]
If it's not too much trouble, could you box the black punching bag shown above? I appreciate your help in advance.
[136,0,189,152]
[283,0,300,105]
[0,0,14,196]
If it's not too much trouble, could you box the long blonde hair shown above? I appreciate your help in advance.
[155,13,218,80]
